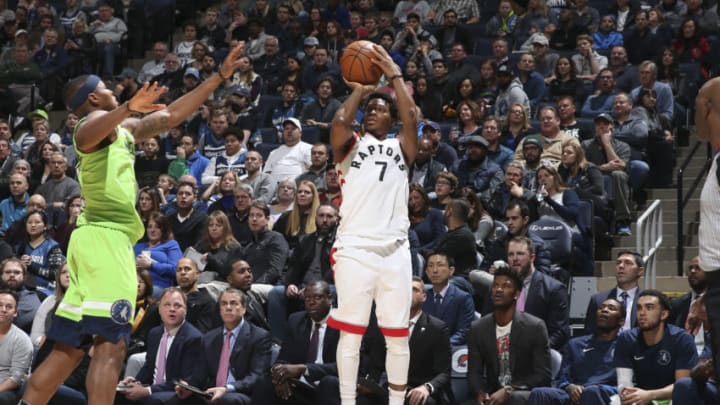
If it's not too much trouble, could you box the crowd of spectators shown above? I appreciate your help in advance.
[0,0,716,403]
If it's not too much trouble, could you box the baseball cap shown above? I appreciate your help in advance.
[523,136,543,150]
[304,36,319,46]
[15,29,28,37]
[422,121,441,132]
[531,34,549,47]
[115,68,137,80]
[1,10,16,24]
[184,67,200,79]
[28,109,48,121]
[460,135,489,148]
[497,65,513,76]
[594,113,613,123]
[283,117,302,130]
[232,87,251,98]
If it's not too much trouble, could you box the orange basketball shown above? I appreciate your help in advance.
[340,40,383,85]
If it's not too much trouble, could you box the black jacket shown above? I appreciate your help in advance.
[285,230,336,286]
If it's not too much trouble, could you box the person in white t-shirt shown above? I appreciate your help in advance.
[262,117,312,184]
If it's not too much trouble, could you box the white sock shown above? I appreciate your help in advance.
[385,335,410,405]
[388,387,406,405]
[337,331,363,405]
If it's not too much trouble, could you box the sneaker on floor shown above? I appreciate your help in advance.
[616,225,632,236]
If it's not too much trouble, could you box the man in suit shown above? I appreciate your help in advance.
[226,258,270,331]
[118,287,203,404]
[584,250,644,335]
[355,276,453,405]
[527,298,625,404]
[253,281,340,405]
[504,236,570,351]
[670,256,708,356]
[467,266,551,404]
[422,252,474,345]
[176,288,272,404]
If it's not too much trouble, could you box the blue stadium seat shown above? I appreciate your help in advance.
[472,38,494,58]
[301,125,320,144]
[465,55,485,69]
[494,220,508,240]
[450,345,470,402]
[528,217,573,281]
[255,143,279,162]
[575,117,595,139]
[258,127,280,144]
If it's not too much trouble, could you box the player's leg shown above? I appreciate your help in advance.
[20,342,85,405]
[374,244,412,405]
[327,247,376,405]
[85,336,127,405]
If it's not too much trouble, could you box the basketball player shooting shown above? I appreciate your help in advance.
[327,43,418,405]
[19,42,246,405]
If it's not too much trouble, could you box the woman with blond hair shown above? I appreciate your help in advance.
[273,180,319,251]
[500,103,533,150]
[558,140,608,221]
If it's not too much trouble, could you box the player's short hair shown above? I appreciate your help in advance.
[363,92,398,120]
[638,289,671,313]
[494,266,523,292]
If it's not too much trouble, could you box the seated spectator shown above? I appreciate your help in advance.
[275,54,303,95]
[514,2,556,51]
[672,18,711,77]
[460,187,496,252]
[35,152,79,209]
[5,194,64,248]
[414,77,442,122]
[494,65,530,122]
[550,6,589,51]
[29,262,69,348]
[263,118,312,185]
[430,172,458,210]
[301,47,341,99]
[0,289,33,405]
[167,133,210,187]
[242,151,276,205]
[593,15,624,50]
[134,136,168,189]
[500,104,533,151]
[320,21,346,64]
[445,78,488,122]
[175,257,221,334]
[127,269,160,358]
[201,127,248,188]
[267,203,338,341]
[203,171,239,213]
[253,281,339,404]
[273,180,320,252]
[193,210,241,282]
[485,0,518,39]
[423,252,474,345]
[136,186,161,237]
[609,94,650,205]
[150,53,183,91]
[557,96,591,141]
[435,199,478,284]
[16,211,64,295]
[669,256,708,354]
[629,61,674,123]
[634,87,675,187]
[482,116,514,171]
[431,9,472,56]
[408,183,446,258]
[296,143,330,193]
[53,194,83,254]
[615,290,698,403]
[580,68,617,118]
[623,10,659,66]
[454,136,503,202]
[186,41,211,72]
[300,78,341,144]
[174,22,197,66]
[684,0,719,36]
[513,107,576,166]
[243,18,270,61]
[421,121,457,170]
[656,47,692,112]
[167,182,208,252]
[112,68,139,104]
[134,212,182,297]
[232,201,289,297]
[225,89,257,140]
[225,258,271,331]
[535,165,594,275]
[391,13,435,61]
[0,43,42,116]
[572,34,607,83]
[409,138,446,194]
[487,161,535,220]
[528,298,624,404]
[319,165,342,208]
[558,140,609,222]
[177,287,271,404]
[253,36,284,91]
[468,265,551,402]
[2,258,41,334]
[270,178,296,225]
[517,53,547,109]
[647,9,674,46]
[546,56,584,102]
[32,28,70,104]
[64,18,96,77]
[137,41,168,83]
[116,288,203,404]
[0,174,29,235]
[530,35,559,79]
[89,3,127,81]
[231,56,263,105]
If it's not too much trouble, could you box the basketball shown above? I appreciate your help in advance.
[340,40,383,85]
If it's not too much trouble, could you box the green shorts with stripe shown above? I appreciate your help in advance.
[49,225,136,346]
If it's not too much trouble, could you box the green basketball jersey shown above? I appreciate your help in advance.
[74,119,144,243]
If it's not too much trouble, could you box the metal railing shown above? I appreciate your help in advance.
[676,141,712,276]
[637,199,663,290]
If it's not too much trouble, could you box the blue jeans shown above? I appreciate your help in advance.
[97,42,120,79]
[628,160,649,192]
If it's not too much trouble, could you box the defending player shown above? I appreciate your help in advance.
[327,44,417,405]
[19,43,246,405]
[695,76,720,393]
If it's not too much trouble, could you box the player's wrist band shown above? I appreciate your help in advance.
[218,70,232,80]
[389,74,403,81]
[126,102,141,114]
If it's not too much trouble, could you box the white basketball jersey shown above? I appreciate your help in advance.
[700,152,720,271]
[336,134,410,249]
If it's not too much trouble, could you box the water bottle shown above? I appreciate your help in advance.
[536,184,545,202]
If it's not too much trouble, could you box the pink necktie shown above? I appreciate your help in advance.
[216,331,232,387]
[155,332,169,384]
[517,288,527,312]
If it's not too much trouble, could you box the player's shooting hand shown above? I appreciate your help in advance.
[343,78,377,95]
[127,82,167,114]
[219,41,246,80]
[368,44,402,78]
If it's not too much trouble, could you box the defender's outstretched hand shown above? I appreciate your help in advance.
[127,82,167,113]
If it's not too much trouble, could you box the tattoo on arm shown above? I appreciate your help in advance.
[136,114,170,140]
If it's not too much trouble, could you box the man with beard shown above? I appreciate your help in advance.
[175,258,221,334]
[614,290,697,404]
[0,289,32,404]
[513,107,574,166]
[494,65,530,122]
[296,144,330,193]
[300,78,341,144]
[267,203,338,341]
[252,281,340,405]
[409,137,446,193]
[607,46,639,93]
[242,151,275,204]
[431,9,472,58]
[580,69,617,118]
[452,135,503,201]
[227,184,253,245]
[520,137,543,193]
[0,258,39,334]
[435,199,478,284]
[670,256,708,356]
[527,298,624,404]
[482,116,514,171]
[168,182,208,251]
[421,122,457,172]
[467,264,551,404]
[226,258,271,331]
[134,136,169,188]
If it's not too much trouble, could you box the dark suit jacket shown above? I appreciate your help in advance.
[422,284,475,345]
[584,287,640,335]
[190,320,272,393]
[523,270,570,350]
[467,311,551,396]
[275,311,339,382]
[136,321,203,393]
[670,292,692,328]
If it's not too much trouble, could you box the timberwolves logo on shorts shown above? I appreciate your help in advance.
[110,299,133,325]
[657,349,672,366]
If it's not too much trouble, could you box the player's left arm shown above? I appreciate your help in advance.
[126,42,246,141]
[369,44,417,166]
